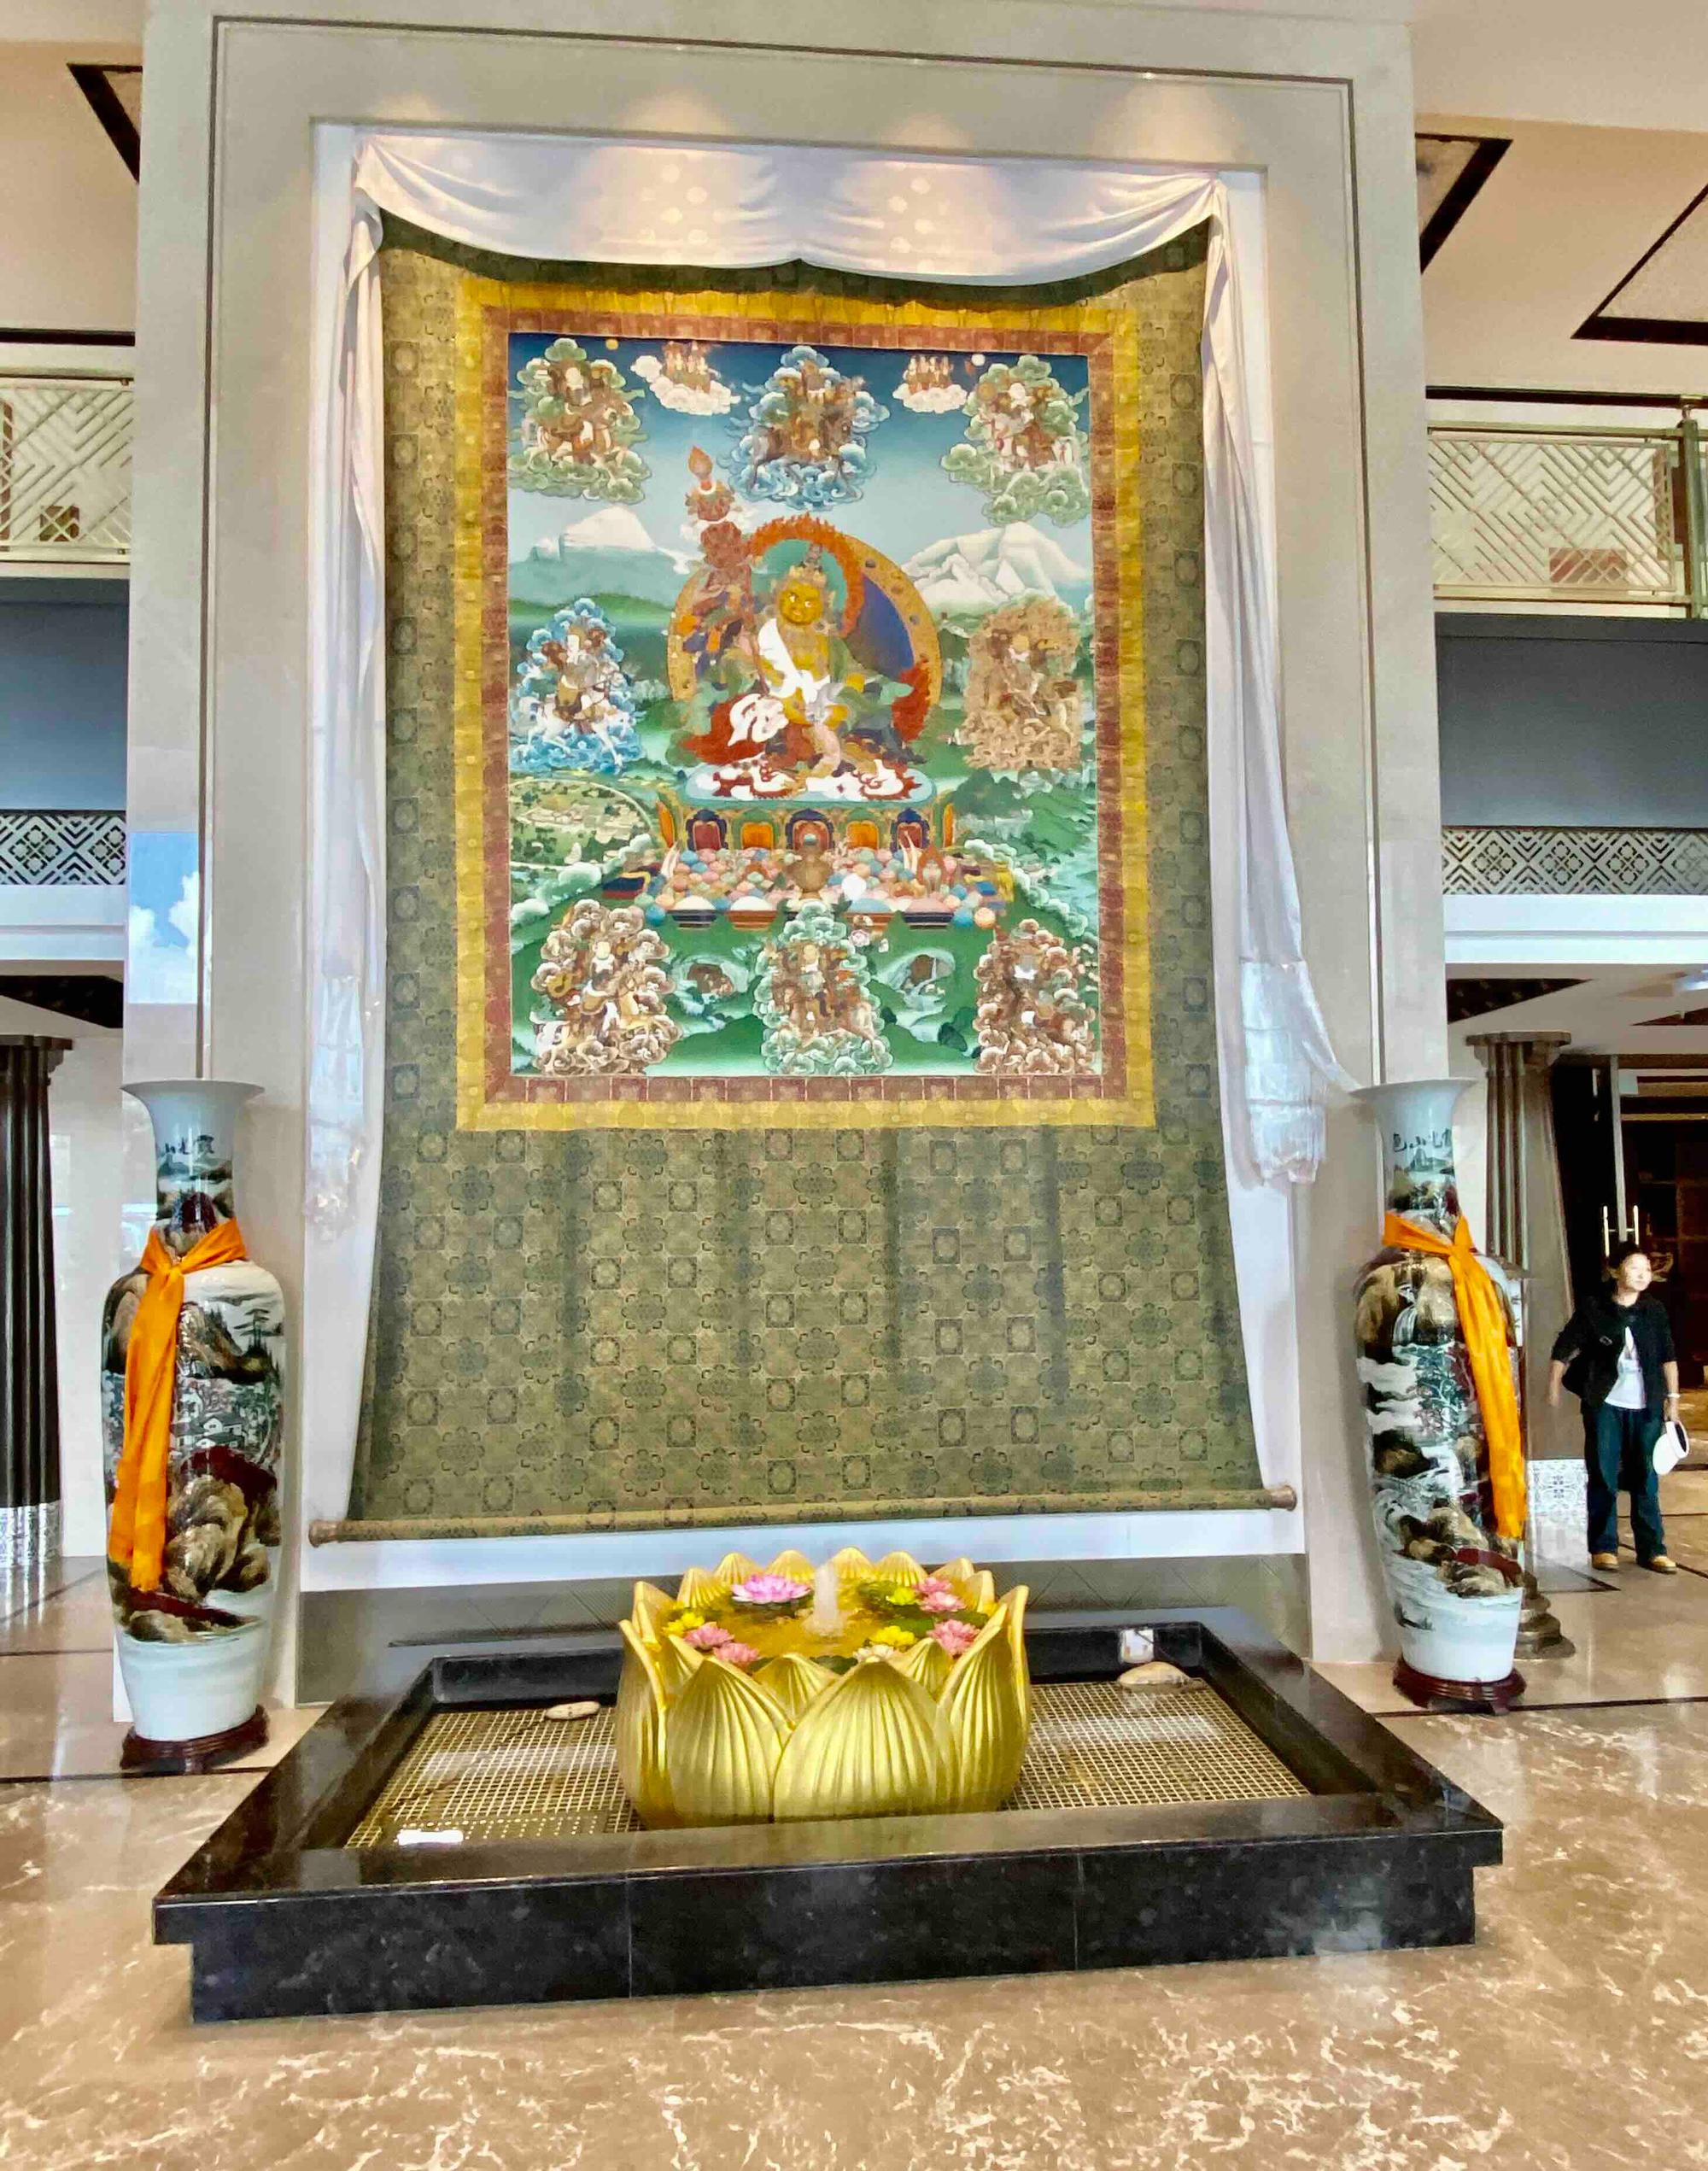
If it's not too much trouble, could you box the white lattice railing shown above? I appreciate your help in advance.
[0,375,133,565]
[1430,423,1706,612]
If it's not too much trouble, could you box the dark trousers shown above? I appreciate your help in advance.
[1584,1403,1667,1561]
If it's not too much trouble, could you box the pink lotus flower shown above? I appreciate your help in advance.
[731,1573,811,1606]
[916,1587,963,1615]
[683,1623,733,1651]
[719,1641,761,1669]
[932,1619,980,1657]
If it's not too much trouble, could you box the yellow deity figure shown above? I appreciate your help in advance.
[755,559,876,778]
[670,509,939,795]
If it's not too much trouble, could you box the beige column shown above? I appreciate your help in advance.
[1466,1031,1577,1461]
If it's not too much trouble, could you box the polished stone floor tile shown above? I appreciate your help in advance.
[0,1651,328,1782]
[0,1567,114,1656]
[3,1701,1708,2167]
[1659,1466,1708,1519]
[0,1769,263,1904]
[0,1556,102,1628]
[1654,1524,1708,1576]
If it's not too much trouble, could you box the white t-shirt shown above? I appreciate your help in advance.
[1606,1326,1647,1412]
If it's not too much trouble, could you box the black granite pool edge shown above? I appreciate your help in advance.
[154,1608,1502,2022]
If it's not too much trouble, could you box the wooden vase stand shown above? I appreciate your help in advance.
[120,1706,268,1776]
[1393,1659,1526,1715]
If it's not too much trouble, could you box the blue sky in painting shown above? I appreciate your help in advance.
[505,330,1093,569]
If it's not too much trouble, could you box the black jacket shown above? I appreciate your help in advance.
[1552,1291,1675,1413]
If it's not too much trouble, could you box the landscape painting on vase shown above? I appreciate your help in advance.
[462,285,1151,1128]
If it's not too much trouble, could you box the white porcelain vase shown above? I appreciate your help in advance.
[1351,1080,1524,1712]
[101,1082,284,1770]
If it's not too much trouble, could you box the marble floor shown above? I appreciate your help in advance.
[5,1555,1708,2169]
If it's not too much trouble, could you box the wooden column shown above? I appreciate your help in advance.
[1467,1030,1576,1460]
[1468,1028,1576,1660]
[0,1035,71,1576]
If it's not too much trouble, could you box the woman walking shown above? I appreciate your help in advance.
[1548,1245,1679,1573]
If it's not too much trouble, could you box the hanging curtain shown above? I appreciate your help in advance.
[303,128,1349,1524]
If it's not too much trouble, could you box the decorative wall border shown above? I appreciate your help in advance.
[1443,826,1708,898]
[0,810,126,887]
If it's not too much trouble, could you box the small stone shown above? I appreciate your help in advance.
[1116,1660,1194,1691]
[541,1700,601,1721]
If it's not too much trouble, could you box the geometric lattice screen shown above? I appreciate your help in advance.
[1443,826,1708,897]
[0,811,127,888]
[1430,427,1686,608]
[0,377,132,564]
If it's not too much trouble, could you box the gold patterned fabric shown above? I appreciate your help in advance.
[349,221,1261,1534]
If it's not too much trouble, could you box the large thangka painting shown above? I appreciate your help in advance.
[471,270,1144,1124]
[348,219,1267,1533]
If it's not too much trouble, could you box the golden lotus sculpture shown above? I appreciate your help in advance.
[616,1548,1031,1827]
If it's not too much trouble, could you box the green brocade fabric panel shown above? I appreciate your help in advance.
[350,225,1263,1534]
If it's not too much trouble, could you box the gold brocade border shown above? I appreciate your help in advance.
[453,273,1151,1131]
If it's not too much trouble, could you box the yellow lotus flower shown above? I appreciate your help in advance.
[665,1609,705,1636]
[616,1549,1029,1828]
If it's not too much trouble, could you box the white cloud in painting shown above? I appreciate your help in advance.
[128,870,198,1005]
[631,352,736,416]
[893,360,968,415]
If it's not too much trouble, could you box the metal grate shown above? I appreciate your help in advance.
[1008,1680,1307,1811]
[346,1706,639,1847]
[345,1679,1306,1849]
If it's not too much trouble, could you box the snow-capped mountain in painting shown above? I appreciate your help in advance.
[903,524,1091,616]
[511,506,693,609]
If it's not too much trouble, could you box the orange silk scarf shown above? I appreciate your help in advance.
[108,1220,249,1592]
[1383,1212,1527,1541]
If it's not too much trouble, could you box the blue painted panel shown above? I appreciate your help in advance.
[1437,614,1708,828]
[0,578,128,810]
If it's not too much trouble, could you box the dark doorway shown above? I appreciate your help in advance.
[1553,1055,1708,1389]
[1623,1113,1708,1389]
[1553,1057,1620,1317]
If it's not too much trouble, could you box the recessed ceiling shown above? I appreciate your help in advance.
[67,62,140,182]
[1415,132,1511,267]
[1578,182,1708,345]
[0,974,122,1029]
[1446,974,1582,1024]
